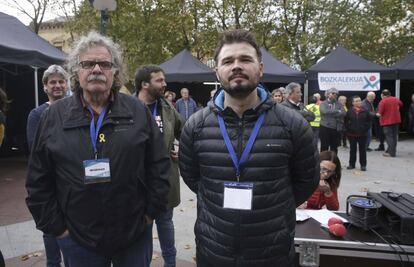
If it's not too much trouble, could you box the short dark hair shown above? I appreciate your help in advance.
[309,96,317,104]
[135,65,164,91]
[381,89,391,96]
[214,29,262,63]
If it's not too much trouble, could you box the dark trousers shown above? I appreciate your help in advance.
[0,249,4,267]
[57,224,153,267]
[311,127,319,148]
[348,136,367,167]
[341,131,347,146]
[374,118,385,146]
[319,126,340,154]
[383,124,399,156]
[366,128,372,149]
[44,234,67,267]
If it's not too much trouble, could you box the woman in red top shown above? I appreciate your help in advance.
[305,151,342,210]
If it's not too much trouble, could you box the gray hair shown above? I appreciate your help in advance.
[285,82,301,95]
[42,65,68,84]
[66,31,124,92]
[325,87,339,97]
[367,91,375,97]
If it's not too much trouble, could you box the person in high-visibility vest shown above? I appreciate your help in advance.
[306,95,321,147]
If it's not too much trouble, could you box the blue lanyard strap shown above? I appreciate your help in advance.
[152,99,158,118]
[218,112,265,179]
[88,106,107,157]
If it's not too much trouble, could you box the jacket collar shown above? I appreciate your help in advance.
[63,90,133,129]
[210,84,272,116]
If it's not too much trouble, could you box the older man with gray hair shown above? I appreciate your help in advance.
[362,91,377,151]
[281,82,315,122]
[26,31,170,267]
[26,64,69,267]
[320,87,346,153]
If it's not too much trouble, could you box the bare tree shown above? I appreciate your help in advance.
[3,0,51,33]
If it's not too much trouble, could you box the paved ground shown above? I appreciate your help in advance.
[1,137,413,266]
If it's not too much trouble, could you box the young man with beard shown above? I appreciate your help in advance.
[135,65,183,267]
[179,29,319,267]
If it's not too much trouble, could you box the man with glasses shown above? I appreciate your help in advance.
[319,87,346,154]
[26,31,170,267]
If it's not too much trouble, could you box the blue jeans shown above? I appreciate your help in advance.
[56,224,153,267]
[44,234,67,267]
[155,209,176,266]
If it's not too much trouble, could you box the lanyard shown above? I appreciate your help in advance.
[152,99,158,118]
[88,106,107,158]
[218,113,265,180]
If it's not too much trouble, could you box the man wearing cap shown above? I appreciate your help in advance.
[319,87,346,154]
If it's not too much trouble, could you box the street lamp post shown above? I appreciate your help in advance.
[89,0,117,35]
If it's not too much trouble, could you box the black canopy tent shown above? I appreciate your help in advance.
[307,46,396,80]
[391,53,414,80]
[0,12,66,106]
[260,48,305,83]
[391,53,414,128]
[305,46,397,103]
[0,12,66,67]
[159,49,216,82]
[159,49,216,105]
[0,12,66,155]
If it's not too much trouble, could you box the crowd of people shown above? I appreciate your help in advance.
[0,28,411,267]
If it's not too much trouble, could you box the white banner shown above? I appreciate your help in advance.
[318,73,380,91]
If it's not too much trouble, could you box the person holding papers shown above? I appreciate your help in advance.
[306,151,341,211]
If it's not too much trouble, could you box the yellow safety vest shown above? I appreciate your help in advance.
[306,103,320,127]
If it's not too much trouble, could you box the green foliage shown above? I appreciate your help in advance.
[67,0,413,80]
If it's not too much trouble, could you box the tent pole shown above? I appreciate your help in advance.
[32,66,39,107]
[395,79,400,99]
[304,80,309,105]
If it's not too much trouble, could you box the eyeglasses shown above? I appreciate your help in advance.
[79,60,113,70]
[320,167,335,175]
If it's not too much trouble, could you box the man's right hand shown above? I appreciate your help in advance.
[57,229,69,239]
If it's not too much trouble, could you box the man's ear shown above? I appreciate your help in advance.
[141,81,148,90]
[215,68,220,82]
[259,62,264,78]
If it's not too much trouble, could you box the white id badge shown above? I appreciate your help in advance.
[83,158,111,184]
[223,182,253,210]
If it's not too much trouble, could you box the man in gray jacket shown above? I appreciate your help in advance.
[320,87,346,153]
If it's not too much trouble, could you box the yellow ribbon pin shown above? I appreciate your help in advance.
[99,133,106,143]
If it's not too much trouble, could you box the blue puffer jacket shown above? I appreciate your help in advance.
[179,87,319,267]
